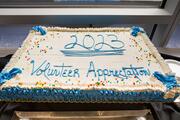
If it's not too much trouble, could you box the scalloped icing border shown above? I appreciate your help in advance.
[0,87,177,102]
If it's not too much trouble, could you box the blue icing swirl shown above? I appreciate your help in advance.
[32,26,46,35]
[0,68,22,85]
[131,26,145,37]
[153,71,177,89]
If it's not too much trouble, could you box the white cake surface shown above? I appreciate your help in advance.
[1,27,178,99]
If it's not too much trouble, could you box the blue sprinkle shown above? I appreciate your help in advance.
[105,91,108,94]
[109,90,113,94]
[100,90,104,94]
[23,89,27,94]
[54,89,58,94]
[75,90,79,94]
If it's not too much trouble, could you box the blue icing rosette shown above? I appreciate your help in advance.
[131,26,145,37]
[32,26,46,35]
[0,68,22,85]
[153,71,178,90]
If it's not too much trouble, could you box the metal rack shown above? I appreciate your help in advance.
[12,110,154,120]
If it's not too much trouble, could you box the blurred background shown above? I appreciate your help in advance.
[0,0,179,49]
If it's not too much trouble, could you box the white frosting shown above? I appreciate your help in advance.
[1,27,171,93]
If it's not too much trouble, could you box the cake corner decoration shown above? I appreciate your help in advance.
[131,26,145,37]
[32,25,46,35]
[0,68,22,85]
[153,71,180,92]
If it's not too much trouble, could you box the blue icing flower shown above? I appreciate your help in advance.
[109,90,113,94]
[32,26,46,35]
[0,68,22,85]
[9,68,22,78]
[153,71,177,89]
[105,90,108,94]
[74,90,79,94]
[131,26,145,37]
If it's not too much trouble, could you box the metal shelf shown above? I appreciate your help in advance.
[0,8,172,25]
[0,0,179,46]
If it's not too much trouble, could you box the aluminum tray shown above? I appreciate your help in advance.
[12,110,154,120]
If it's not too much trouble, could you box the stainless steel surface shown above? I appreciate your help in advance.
[0,0,162,8]
[0,0,174,25]
[0,48,16,57]
[0,8,171,25]
[165,59,180,78]
[0,8,171,16]
[12,110,154,120]
[165,59,180,104]
[157,48,180,58]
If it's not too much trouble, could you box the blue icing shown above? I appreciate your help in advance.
[30,60,151,81]
[86,61,150,81]
[30,60,80,80]
[60,34,125,57]
[32,26,46,35]
[0,68,22,85]
[153,71,178,89]
[131,26,145,37]
[0,87,178,102]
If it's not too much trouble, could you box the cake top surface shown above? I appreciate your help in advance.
[0,26,179,100]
